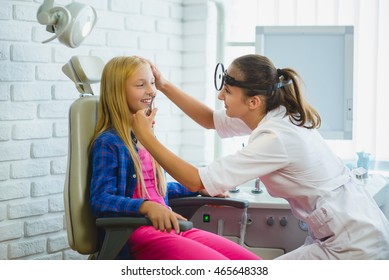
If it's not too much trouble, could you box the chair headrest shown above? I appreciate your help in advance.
[62,55,104,95]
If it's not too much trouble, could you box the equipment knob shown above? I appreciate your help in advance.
[266,216,275,226]
[252,178,263,194]
[280,217,288,226]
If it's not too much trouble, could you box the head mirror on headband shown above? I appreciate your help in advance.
[213,63,293,93]
[214,63,225,90]
[214,63,252,91]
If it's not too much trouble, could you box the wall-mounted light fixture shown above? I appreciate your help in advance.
[36,0,97,48]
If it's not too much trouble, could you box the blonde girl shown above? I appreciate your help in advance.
[89,56,261,260]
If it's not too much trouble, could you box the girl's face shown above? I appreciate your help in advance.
[125,63,156,114]
[217,65,250,119]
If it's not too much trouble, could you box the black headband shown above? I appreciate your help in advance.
[214,63,292,94]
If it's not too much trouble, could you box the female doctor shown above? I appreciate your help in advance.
[132,54,389,259]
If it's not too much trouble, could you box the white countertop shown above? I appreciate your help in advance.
[227,174,389,210]
[228,180,290,209]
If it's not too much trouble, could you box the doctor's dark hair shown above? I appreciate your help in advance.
[231,54,321,129]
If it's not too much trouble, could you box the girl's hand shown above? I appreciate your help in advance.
[132,108,157,143]
[139,201,187,233]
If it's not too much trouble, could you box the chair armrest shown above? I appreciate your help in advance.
[96,216,193,231]
[95,217,193,259]
[169,197,249,220]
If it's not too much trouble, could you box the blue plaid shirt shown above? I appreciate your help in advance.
[90,128,199,216]
[89,128,199,259]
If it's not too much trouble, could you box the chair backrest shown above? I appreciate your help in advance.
[63,55,104,255]
[64,95,100,255]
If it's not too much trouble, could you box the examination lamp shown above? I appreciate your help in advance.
[62,56,104,95]
[37,0,97,48]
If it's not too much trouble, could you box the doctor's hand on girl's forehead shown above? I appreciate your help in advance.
[147,63,166,89]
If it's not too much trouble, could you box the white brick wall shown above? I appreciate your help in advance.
[182,0,217,164]
[0,0,216,260]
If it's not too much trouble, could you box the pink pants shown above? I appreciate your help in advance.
[128,226,261,260]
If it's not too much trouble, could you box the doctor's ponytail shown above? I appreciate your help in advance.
[232,54,321,129]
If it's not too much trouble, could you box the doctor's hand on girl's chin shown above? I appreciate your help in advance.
[132,108,158,141]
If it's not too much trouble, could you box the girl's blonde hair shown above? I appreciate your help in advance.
[89,56,166,198]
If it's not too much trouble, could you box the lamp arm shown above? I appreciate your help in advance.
[37,0,55,25]
[41,7,71,44]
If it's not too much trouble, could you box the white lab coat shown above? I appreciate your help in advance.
[199,106,389,259]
